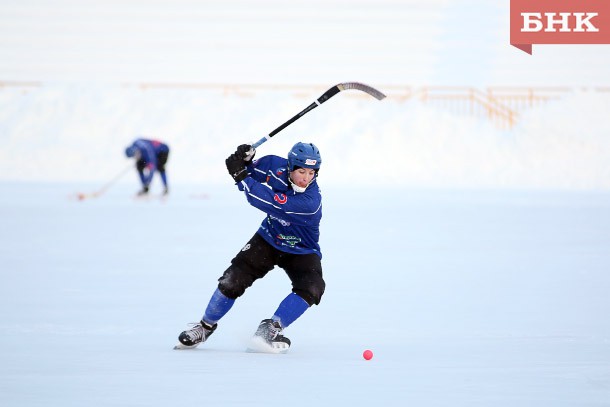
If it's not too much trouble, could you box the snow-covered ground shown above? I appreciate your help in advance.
[1,182,609,406]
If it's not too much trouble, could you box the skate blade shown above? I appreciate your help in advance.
[246,336,289,354]
[173,342,199,350]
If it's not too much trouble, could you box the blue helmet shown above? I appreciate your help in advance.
[287,142,322,171]
[125,145,138,158]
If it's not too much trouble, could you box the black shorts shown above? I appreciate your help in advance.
[217,233,325,306]
[157,150,169,172]
[136,151,169,172]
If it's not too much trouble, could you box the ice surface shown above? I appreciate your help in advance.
[1,183,610,406]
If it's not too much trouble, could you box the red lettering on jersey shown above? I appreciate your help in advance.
[274,193,287,204]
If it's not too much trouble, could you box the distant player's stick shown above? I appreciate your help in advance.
[250,82,386,150]
[75,163,132,201]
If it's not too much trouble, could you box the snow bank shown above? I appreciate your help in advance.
[1,84,609,189]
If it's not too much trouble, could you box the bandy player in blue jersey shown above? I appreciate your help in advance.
[177,142,324,353]
[124,138,170,196]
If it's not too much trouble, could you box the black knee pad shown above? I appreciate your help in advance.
[217,265,253,299]
[294,278,326,306]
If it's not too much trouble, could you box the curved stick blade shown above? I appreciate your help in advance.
[337,82,386,100]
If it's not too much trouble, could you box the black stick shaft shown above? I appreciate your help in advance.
[251,83,382,148]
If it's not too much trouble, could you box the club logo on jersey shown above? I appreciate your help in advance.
[276,168,284,176]
[274,193,287,204]
[276,234,301,248]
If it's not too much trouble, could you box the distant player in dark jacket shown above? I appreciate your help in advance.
[177,142,324,353]
[124,138,170,196]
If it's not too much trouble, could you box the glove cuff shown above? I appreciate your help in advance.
[231,168,248,183]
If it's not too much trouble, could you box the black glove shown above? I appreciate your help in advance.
[226,153,248,182]
[235,144,255,162]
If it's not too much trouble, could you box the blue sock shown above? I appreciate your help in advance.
[202,288,235,325]
[272,293,310,328]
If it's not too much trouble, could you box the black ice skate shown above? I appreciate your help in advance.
[247,319,291,354]
[174,321,217,350]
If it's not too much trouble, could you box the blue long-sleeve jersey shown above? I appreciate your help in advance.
[128,138,169,186]
[236,155,323,258]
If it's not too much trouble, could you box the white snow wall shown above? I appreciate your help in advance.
[1,83,610,190]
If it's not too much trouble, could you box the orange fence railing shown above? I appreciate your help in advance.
[2,81,604,130]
